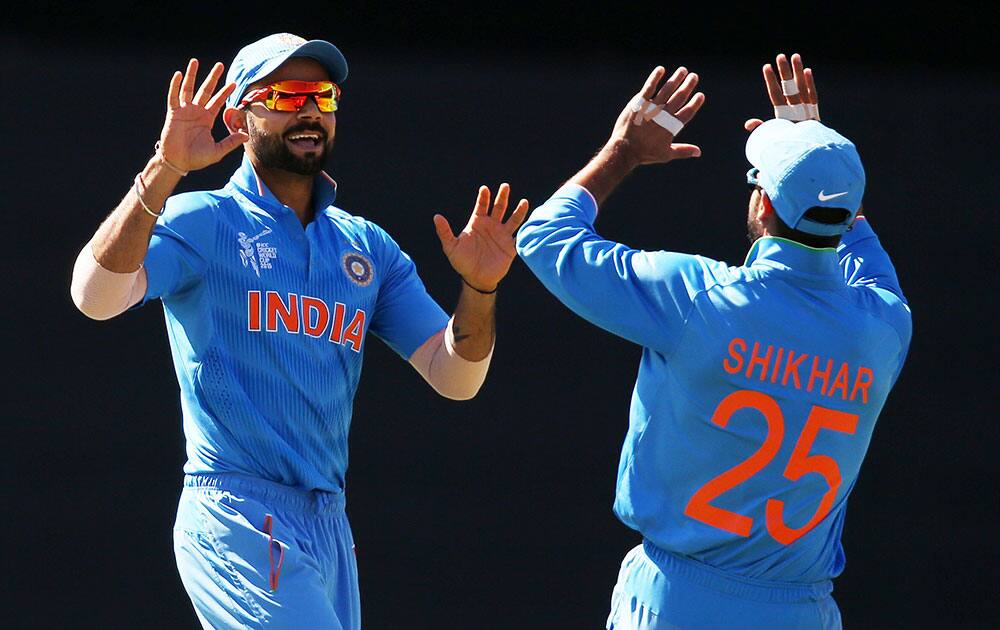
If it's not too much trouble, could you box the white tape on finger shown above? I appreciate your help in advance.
[629,95,646,113]
[781,79,799,96]
[774,103,809,121]
[652,110,684,135]
[805,103,820,119]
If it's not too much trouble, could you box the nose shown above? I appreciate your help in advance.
[296,96,324,120]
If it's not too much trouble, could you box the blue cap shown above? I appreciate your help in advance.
[225,33,349,109]
[745,119,865,236]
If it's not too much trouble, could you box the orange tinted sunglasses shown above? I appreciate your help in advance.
[240,80,340,113]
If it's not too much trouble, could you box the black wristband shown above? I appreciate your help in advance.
[462,278,498,294]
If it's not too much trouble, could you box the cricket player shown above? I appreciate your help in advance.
[70,34,527,628]
[516,54,912,628]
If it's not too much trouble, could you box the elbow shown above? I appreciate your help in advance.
[436,385,482,402]
[70,279,111,321]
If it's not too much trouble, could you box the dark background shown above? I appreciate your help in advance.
[4,2,997,628]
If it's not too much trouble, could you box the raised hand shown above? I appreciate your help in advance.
[433,184,529,293]
[609,65,706,167]
[745,53,819,132]
[158,59,249,173]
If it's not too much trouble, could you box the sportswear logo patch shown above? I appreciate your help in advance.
[817,190,849,202]
[342,252,374,286]
[238,227,277,277]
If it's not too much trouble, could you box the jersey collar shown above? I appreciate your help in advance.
[229,154,339,215]
[744,236,841,286]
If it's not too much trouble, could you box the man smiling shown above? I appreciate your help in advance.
[71,33,527,628]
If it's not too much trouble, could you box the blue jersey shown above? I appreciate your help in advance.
[517,184,911,584]
[141,156,449,492]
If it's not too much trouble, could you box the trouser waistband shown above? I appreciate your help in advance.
[642,539,833,604]
[183,473,346,515]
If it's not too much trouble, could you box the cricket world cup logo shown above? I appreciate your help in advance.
[238,227,277,277]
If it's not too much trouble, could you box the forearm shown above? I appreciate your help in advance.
[92,155,183,272]
[449,282,496,361]
[569,138,640,208]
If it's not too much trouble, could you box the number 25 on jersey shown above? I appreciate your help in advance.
[684,389,859,545]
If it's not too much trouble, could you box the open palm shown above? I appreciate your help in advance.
[158,58,249,172]
[433,184,530,292]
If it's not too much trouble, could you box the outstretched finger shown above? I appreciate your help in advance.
[640,66,666,100]
[432,214,458,251]
[803,68,818,105]
[472,186,491,217]
[673,91,705,125]
[653,66,689,105]
[669,143,702,160]
[775,54,800,105]
[180,58,199,106]
[194,62,225,107]
[790,54,808,104]
[492,183,510,218]
[505,199,530,234]
[762,64,783,106]
[167,70,183,110]
[206,82,238,116]
[664,73,699,113]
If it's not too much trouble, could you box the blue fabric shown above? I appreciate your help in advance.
[517,184,912,584]
[745,119,865,236]
[606,542,842,629]
[141,155,449,492]
[174,473,359,629]
[225,33,349,108]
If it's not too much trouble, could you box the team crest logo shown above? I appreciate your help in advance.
[238,227,277,277]
[342,252,374,286]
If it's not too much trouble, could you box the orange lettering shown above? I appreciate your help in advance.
[248,291,261,332]
[745,342,773,381]
[342,309,367,352]
[827,362,850,400]
[807,357,834,394]
[266,292,300,333]
[328,302,346,343]
[770,347,785,383]
[723,338,747,374]
[782,351,807,389]
[302,296,330,338]
[850,366,874,404]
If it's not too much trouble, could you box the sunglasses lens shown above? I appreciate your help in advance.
[314,96,337,112]
[271,95,308,111]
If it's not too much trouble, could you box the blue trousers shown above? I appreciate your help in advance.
[173,474,360,629]
[607,541,842,630]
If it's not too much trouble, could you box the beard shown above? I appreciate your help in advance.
[746,212,765,243]
[247,118,333,176]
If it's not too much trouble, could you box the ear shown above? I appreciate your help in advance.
[757,191,775,221]
[223,107,247,134]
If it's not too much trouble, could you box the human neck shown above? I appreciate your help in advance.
[251,158,315,226]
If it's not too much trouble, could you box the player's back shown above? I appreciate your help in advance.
[613,235,911,584]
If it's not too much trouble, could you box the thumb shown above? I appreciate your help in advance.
[744,118,764,132]
[215,131,250,159]
[669,143,702,160]
[432,214,457,250]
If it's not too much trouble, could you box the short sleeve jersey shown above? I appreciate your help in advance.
[140,156,449,492]
[517,184,912,584]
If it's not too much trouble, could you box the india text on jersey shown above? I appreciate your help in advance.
[247,290,367,352]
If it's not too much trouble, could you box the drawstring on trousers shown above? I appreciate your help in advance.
[262,514,285,592]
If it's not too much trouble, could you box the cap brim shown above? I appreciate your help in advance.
[288,40,349,84]
[745,118,794,168]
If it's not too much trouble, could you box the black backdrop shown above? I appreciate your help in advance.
[4,3,997,628]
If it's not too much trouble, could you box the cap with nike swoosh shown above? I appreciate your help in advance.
[746,119,865,236]
[225,33,349,110]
